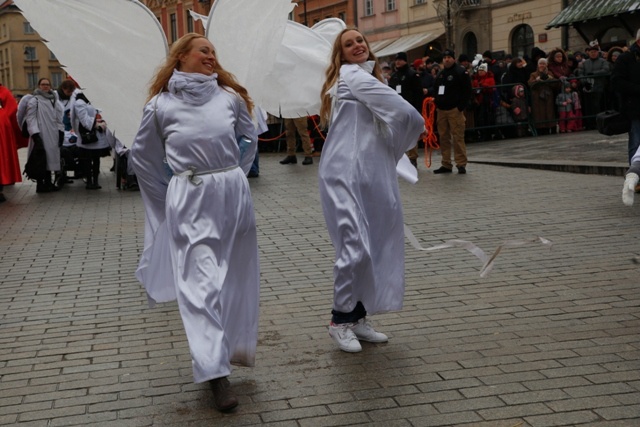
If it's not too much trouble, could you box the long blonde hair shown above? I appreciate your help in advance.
[319,28,382,127]
[147,33,254,114]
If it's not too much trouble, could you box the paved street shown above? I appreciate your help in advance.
[1,130,639,427]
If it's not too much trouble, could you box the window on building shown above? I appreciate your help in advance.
[338,12,346,22]
[511,24,534,59]
[386,0,396,11]
[27,72,38,89]
[462,31,477,58]
[49,51,57,60]
[23,22,35,34]
[415,0,426,4]
[51,72,63,88]
[170,13,177,43]
[187,13,194,33]
[24,46,36,61]
[364,0,373,16]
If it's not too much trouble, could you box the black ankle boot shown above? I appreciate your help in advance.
[279,155,297,165]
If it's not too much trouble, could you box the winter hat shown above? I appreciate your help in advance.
[586,40,600,51]
[482,50,493,59]
[442,48,455,58]
[513,84,525,96]
[458,53,470,63]
[412,58,423,68]
[477,63,488,72]
[395,52,408,61]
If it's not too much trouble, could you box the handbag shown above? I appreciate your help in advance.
[23,137,47,180]
[596,110,631,136]
[78,122,99,144]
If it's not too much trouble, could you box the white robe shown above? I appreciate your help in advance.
[131,74,259,383]
[318,63,424,315]
[26,93,63,171]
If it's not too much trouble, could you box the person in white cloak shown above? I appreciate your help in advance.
[318,29,426,353]
[25,78,64,193]
[130,33,259,412]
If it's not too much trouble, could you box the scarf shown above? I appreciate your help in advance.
[34,89,55,100]
[168,70,218,105]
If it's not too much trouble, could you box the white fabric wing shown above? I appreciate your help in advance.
[310,18,347,44]
[207,1,339,118]
[206,0,293,115]
[13,0,168,146]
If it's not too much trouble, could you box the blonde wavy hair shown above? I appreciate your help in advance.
[147,33,253,114]
[319,28,382,127]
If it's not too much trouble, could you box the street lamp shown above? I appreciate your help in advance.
[24,46,35,89]
[303,0,308,26]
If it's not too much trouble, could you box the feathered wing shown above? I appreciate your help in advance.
[13,0,168,146]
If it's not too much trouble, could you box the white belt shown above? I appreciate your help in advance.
[176,165,239,185]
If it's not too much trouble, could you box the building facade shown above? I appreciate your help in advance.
[140,0,212,44]
[0,1,66,97]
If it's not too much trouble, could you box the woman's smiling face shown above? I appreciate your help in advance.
[179,37,216,76]
[341,30,369,64]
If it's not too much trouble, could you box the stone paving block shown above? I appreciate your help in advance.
[2,141,640,425]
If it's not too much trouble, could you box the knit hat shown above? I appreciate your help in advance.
[586,40,600,51]
[458,53,470,63]
[442,48,455,58]
[395,52,408,61]
[412,58,423,69]
[477,63,488,72]
[482,50,493,59]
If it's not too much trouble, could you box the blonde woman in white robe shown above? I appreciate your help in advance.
[131,33,259,412]
[319,29,425,353]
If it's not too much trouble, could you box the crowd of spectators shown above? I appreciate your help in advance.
[381,40,626,143]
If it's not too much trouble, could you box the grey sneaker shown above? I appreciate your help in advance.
[329,322,362,352]
[351,317,388,343]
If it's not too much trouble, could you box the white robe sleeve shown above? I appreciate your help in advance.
[25,97,40,136]
[234,95,258,175]
[340,64,425,160]
[130,95,174,305]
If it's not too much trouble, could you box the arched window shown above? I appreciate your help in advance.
[511,24,534,58]
[462,32,478,58]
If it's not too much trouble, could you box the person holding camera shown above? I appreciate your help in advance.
[528,58,558,134]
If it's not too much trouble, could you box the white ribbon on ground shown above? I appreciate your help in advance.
[404,225,553,277]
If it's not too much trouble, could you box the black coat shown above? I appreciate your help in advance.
[388,65,423,112]
[612,42,640,119]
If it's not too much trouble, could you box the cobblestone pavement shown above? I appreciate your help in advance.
[1,131,639,426]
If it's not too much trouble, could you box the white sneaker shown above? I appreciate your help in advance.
[328,322,362,352]
[351,317,388,343]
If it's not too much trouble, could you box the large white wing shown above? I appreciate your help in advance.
[310,18,346,45]
[206,0,293,115]
[13,0,168,145]
[207,1,343,118]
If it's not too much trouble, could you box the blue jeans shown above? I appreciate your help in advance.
[628,119,640,165]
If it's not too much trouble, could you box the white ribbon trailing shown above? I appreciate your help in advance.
[404,225,553,278]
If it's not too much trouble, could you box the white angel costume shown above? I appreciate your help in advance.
[319,62,424,315]
[131,71,259,383]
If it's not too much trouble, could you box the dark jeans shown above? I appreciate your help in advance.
[332,301,367,324]
[628,119,640,164]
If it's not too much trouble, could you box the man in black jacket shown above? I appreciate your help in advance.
[612,29,640,165]
[433,48,473,174]
[389,51,423,167]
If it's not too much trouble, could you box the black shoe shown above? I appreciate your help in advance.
[457,166,466,174]
[279,155,297,165]
[210,377,238,412]
[247,170,259,178]
[433,166,452,174]
[0,193,6,203]
[302,157,313,165]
